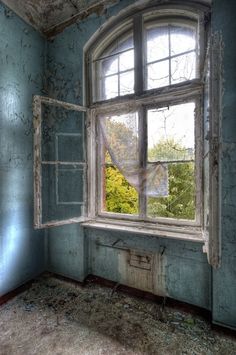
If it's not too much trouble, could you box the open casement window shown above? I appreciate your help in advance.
[33,96,87,228]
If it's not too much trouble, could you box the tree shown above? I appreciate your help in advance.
[105,165,138,214]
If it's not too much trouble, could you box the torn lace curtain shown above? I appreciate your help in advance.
[98,112,169,198]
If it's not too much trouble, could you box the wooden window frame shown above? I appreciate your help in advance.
[85,4,208,240]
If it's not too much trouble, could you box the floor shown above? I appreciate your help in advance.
[0,274,235,355]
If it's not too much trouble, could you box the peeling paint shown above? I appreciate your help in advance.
[1,0,119,37]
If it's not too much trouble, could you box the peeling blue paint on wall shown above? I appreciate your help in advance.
[211,0,236,329]
[0,1,46,295]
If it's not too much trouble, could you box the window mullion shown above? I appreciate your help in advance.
[134,14,144,94]
[139,107,147,219]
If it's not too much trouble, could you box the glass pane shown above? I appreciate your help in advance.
[57,167,84,204]
[100,112,139,163]
[42,164,84,224]
[147,26,169,62]
[95,34,134,101]
[102,56,118,76]
[147,102,195,162]
[57,134,83,162]
[119,49,134,71]
[147,60,169,89]
[99,112,139,215]
[171,52,196,84]
[41,104,84,162]
[147,162,195,220]
[104,75,118,99]
[120,70,134,95]
[170,26,196,56]
[104,163,138,215]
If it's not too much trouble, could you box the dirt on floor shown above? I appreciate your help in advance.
[0,274,235,355]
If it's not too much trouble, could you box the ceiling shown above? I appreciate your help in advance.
[2,0,118,37]
[1,0,211,38]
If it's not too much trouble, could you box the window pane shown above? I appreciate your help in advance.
[42,164,84,224]
[146,27,169,62]
[119,49,134,71]
[170,26,196,56]
[99,113,139,215]
[102,56,118,76]
[147,60,169,89]
[41,104,84,162]
[95,34,134,101]
[171,52,196,84]
[147,162,195,220]
[148,102,195,162]
[120,70,134,95]
[144,24,197,90]
[100,113,139,163]
[104,75,118,99]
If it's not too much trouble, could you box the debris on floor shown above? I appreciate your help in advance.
[0,274,235,355]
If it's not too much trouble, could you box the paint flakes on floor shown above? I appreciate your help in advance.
[0,274,235,355]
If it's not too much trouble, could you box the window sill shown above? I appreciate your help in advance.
[82,218,204,243]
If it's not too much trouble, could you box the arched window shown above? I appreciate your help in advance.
[86,2,211,236]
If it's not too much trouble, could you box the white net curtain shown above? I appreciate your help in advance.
[98,113,169,197]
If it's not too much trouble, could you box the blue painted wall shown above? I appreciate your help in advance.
[211,0,236,329]
[0,2,46,295]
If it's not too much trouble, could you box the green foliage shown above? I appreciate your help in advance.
[105,166,138,214]
[147,139,195,220]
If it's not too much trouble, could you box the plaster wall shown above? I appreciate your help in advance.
[0,2,46,296]
[211,0,236,329]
